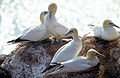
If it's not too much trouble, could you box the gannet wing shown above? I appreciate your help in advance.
[50,45,66,63]
[22,28,30,34]
[21,27,47,41]
[54,25,68,37]
[94,26,102,37]
[7,25,48,43]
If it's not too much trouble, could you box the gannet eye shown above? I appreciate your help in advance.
[43,11,49,15]
[69,30,74,33]
[109,23,113,25]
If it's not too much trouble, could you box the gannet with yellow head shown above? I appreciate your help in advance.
[44,3,71,41]
[93,19,120,41]
[7,11,50,43]
[42,28,82,74]
[101,19,120,41]
[42,49,105,75]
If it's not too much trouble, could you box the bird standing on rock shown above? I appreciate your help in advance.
[44,3,71,41]
[7,11,50,43]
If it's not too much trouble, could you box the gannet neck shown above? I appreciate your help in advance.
[48,3,57,18]
[40,11,49,24]
[45,14,56,24]
[72,28,80,41]
[86,54,96,60]
[40,13,44,24]
[73,33,80,41]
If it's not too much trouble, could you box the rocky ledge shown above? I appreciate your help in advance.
[0,36,120,78]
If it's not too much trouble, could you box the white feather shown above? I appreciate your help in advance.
[50,28,82,63]
[44,13,70,39]
[20,24,50,41]
[93,25,119,41]
[101,27,119,41]
[48,56,98,75]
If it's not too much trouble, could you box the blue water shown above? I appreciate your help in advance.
[0,0,120,54]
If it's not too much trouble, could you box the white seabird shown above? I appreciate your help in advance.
[43,49,105,75]
[91,19,120,41]
[42,28,82,73]
[44,3,71,40]
[7,11,50,43]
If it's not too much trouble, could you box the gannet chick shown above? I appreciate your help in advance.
[92,19,120,41]
[43,49,105,75]
[42,28,82,73]
[7,11,50,43]
[44,3,71,41]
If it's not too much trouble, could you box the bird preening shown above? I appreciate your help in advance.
[7,3,120,77]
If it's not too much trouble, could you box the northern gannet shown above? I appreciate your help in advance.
[7,11,50,43]
[44,3,71,40]
[42,49,105,75]
[92,19,120,41]
[42,28,82,73]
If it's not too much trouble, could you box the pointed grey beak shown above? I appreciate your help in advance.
[64,30,73,36]
[96,53,105,57]
[110,23,120,28]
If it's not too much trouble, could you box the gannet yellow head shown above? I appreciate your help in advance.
[64,28,78,36]
[86,49,105,59]
[40,11,49,24]
[48,3,57,17]
[103,19,120,29]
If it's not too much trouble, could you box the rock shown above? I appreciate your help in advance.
[0,37,120,78]
[0,54,6,65]
[0,66,12,78]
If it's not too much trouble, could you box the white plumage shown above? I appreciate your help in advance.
[44,3,71,40]
[93,26,103,37]
[93,19,120,41]
[42,28,82,74]
[20,25,49,41]
[51,28,82,63]
[46,49,105,75]
[7,11,50,43]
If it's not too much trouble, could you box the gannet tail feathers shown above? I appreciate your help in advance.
[7,37,29,43]
[42,62,61,73]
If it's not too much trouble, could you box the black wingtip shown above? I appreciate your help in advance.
[42,65,54,73]
[42,62,62,73]
[7,37,29,43]
[7,40,15,43]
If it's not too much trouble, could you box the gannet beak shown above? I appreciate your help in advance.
[114,25,120,29]
[110,23,120,28]
[64,30,73,36]
[96,52,105,57]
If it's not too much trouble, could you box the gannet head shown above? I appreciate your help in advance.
[64,28,78,37]
[40,11,49,24]
[103,19,120,29]
[86,49,105,59]
[48,3,57,17]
